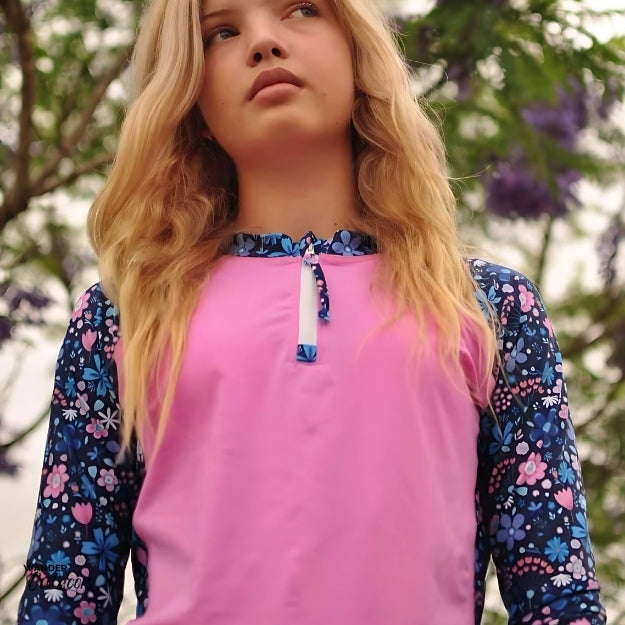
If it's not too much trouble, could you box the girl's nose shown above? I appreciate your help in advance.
[252,46,283,64]
[247,21,289,66]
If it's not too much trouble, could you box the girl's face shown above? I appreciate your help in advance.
[197,0,355,163]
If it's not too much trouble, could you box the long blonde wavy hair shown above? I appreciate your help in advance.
[88,0,497,455]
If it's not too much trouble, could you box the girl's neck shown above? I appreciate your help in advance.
[232,140,359,241]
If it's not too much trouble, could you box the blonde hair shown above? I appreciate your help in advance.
[88,0,497,455]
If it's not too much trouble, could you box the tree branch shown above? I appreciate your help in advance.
[32,151,114,197]
[0,406,49,453]
[534,215,554,289]
[564,302,624,359]
[575,371,625,437]
[31,43,132,195]
[0,570,25,606]
[0,0,35,230]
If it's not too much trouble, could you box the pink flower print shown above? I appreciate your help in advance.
[81,330,97,352]
[76,393,90,416]
[559,404,570,419]
[71,502,93,525]
[518,284,535,313]
[64,571,86,598]
[554,487,574,510]
[74,600,97,624]
[97,468,118,492]
[43,464,70,498]
[566,555,586,579]
[71,292,91,322]
[543,316,554,337]
[86,418,108,439]
[516,452,547,486]
[569,621,591,625]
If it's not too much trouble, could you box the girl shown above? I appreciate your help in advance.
[16,0,606,623]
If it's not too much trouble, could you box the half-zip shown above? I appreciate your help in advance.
[297,236,331,363]
[229,229,376,364]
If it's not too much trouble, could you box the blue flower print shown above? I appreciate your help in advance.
[63,375,77,398]
[558,460,576,485]
[571,510,589,540]
[529,408,559,448]
[331,230,364,256]
[496,513,526,549]
[83,354,114,397]
[46,550,71,573]
[545,536,570,563]
[54,424,81,456]
[281,237,301,256]
[232,233,256,256]
[505,337,528,372]
[82,527,120,570]
[489,420,514,455]
[541,361,555,385]
[26,523,43,558]
[27,604,65,625]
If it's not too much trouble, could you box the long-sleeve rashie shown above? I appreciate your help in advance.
[16,231,605,625]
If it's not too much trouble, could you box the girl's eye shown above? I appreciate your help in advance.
[289,3,319,18]
[204,27,237,46]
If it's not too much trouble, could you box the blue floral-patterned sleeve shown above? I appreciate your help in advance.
[16,284,148,625]
[470,260,606,625]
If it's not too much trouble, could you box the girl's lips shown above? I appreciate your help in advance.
[248,68,303,100]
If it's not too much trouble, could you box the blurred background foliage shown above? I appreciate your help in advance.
[0,0,624,622]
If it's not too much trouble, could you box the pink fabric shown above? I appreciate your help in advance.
[125,254,493,624]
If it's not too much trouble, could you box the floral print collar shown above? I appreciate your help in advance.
[230,229,377,258]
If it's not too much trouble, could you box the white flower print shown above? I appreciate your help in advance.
[63,408,78,421]
[98,407,120,430]
[542,394,559,407]
[44,588,64,602]
[551,573,572,587]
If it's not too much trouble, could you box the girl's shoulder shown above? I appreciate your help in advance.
[465,257,544,319]
[70,282,119,325]
[466,257,534,289]
[64,282,121,357]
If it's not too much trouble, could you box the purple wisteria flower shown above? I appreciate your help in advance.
[486,162,570,219]
[485,78,596,219]
[522,80,588,151]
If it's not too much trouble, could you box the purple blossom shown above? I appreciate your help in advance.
[445,59,474,102]
[522,80,589,151]
[485,160,576,219]
[496,513,526,549]
[486,77,597,220]
[0,283,52,351]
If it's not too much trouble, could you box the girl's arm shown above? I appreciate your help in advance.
[471,260,606,625]
[15,284,147,625]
